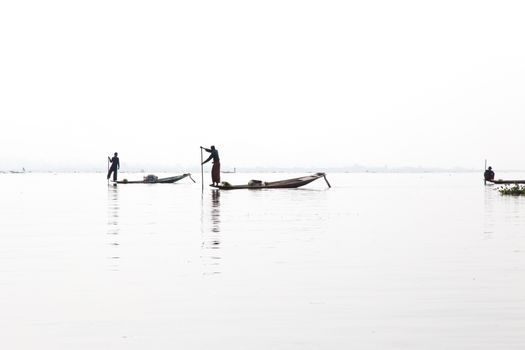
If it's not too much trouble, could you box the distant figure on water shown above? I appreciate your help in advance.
[484,166,495,181]
[107,152,120,181]
[201,145,220,186]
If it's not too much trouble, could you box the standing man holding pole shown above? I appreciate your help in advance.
[201,145,220,186]
[107,152,120,182]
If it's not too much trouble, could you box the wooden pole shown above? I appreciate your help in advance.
[200,147,204,191]
[484,159,487,185]
[323,174,332,188]
[107,156,110,186]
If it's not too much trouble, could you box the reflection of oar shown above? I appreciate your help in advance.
[323,174,331,188]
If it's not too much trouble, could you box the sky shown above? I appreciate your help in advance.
[1,0,524,172]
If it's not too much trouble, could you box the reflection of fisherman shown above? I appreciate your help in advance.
[484,166,495,181]
[107,152,120,181]
[201,145,220,186]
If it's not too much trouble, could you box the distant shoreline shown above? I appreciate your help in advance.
[2,169,524,174]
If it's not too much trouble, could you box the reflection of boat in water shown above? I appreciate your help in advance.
[211,172,331,190]
[487,179,525,185]
[116,173,195,184]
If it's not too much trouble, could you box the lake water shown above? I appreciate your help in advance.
[1,172,524,349]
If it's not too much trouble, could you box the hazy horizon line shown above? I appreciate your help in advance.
[2,164,523,174]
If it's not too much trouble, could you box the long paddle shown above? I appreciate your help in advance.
[200,146,204,191]
[323,174,331,188]
[484,159,487,185]
[107,156,110,186]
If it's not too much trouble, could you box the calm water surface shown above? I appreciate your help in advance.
[1,172,524,349]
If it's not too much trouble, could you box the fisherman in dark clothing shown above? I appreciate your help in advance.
[484,166,495,181]
[201,145,220,186]
[107,152,120,181]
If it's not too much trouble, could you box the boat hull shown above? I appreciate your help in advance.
[116,173,194,184]
[211,173,330,190]
[488,179,525,185]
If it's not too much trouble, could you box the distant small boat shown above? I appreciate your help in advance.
[9,167,26,174]
[487,179,525,185]
[211,172,331,190]
[116,173,195,184]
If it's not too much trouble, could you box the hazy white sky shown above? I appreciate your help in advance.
[1,1,524,171]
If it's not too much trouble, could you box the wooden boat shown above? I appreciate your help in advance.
[487,179,525,185]
[210,172,331,190]
[116,173,195,184]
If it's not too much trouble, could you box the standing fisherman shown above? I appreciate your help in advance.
[201,145,220,186]
[107,152,120,182]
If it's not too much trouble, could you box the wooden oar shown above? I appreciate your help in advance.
[323,174,331,188]
[200,147,204,191]
[484,159,487,185]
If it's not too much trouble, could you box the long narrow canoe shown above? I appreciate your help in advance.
[116,173,195,184]
[487,179,525,185]
[210,172,331,190]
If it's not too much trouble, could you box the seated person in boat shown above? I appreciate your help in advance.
[484,166,495,181]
